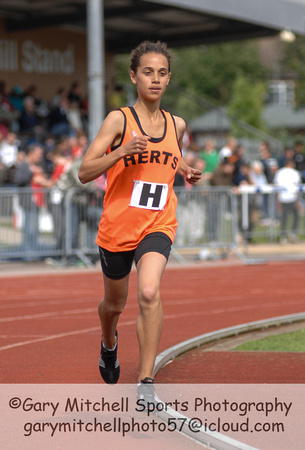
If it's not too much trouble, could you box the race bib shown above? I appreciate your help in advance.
[130,180,168,210]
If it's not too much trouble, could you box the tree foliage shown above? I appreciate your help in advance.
[227,75,266,137]
[281,35,305,107]
[171,41,266,104]
[114,40,268,122]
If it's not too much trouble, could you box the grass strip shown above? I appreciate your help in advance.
[234,328,305,352]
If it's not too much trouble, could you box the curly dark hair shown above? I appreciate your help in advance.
[130,40,172,73]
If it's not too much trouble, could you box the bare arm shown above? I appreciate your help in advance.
[177,158,202,184]
[173,115,202,184]
[78,110,150,183]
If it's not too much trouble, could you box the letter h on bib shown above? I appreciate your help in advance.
[130,180,168,210]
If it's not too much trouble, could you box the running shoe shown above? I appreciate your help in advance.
[99,330,120,384]
[137,377,158,406]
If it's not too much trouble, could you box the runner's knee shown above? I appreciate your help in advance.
[138,283,160,308]
[98,297,126,316]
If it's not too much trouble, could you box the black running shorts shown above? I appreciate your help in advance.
[99,232,172,280]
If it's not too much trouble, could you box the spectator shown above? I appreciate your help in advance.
[233,157,252,186]
[174,128,198,186]
[51,87,66,107]
[251,160,268,186]
[234,161,257,243]
[19,96,44,142]
[48,94,76,137]
[259,140,278,183]
[0,159,6,186]
[23,84,40,107]
[210,158,234,187]
[70,132,88,160]
[175,154,206,247]
[66,100,84,135]
[0,131,19,167]
[278,147,295,169]
[0,80,16,134]
[24,84,49,125]
[230,144,246,185]
[0,129,7,165]
[48,148,71,253]
[218,136,238,163]
[274,159,301,244]
[192,158,206,186]
[8,85,24,113]
[199,139,218,184]
[207,159,235,242]
[55,153,101,263]
[181,124,199,157]
[43,134,57,176]
[67,81,83,109]
[259,141,279,224]
[0,131,19,186]
[250,160,269,223]
[56,135,73,160]
[14,144,51,256]
[293,140,305,182]
[0,128,8,186]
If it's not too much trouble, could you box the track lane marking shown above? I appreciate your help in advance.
[1,298,304,323]
[1,299,305,351]
[0,319,137,352]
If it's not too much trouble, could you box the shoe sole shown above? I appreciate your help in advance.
[99,364,120,384]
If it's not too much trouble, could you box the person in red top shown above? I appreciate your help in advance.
[79,40,201,387]
[48,148,71,253]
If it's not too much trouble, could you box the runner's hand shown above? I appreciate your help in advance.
[184,166,202,185]
[123,135,150,155]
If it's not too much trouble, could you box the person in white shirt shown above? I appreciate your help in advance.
[274,159,301,243]
[218,136,237,163]
[0,132,18,168]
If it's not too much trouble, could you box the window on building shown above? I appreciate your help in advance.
[267,80,295,107]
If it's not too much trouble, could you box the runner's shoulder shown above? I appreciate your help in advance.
[105,109,125,128]
[172,115,186,140]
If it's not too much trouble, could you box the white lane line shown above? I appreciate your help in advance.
[1,298,304,324]
[0,327,100,351]
[2,288,304,310]
[0,295,138,309]
[0,298,99,309]
[0,319,137,352]
[164,300,305,320]
[1,297,305,352]
[0,295,234,309]
[0,308,96,323]
[0,334,44,338]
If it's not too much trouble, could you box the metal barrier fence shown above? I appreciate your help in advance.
[174,186,238,248]
[0,187,103,266]
[0,185,304,265]
[238,184,305,245]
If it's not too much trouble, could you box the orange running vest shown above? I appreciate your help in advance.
[96,107,182,251]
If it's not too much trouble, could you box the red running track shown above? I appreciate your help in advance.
[1,261,305,384]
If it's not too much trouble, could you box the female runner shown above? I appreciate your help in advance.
[78,40,201,385]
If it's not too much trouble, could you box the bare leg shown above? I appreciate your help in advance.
[136,252,167,382]
[98,274,129,348]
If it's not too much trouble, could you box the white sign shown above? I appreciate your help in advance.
[0,39,75,74]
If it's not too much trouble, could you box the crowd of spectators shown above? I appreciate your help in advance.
[176,130,305,244]
[179,133,305,190]
[0,79,89,187]
[0,81,304,251]
[0,79,105,263]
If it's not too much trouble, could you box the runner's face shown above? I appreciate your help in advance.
[130,52,171,100]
